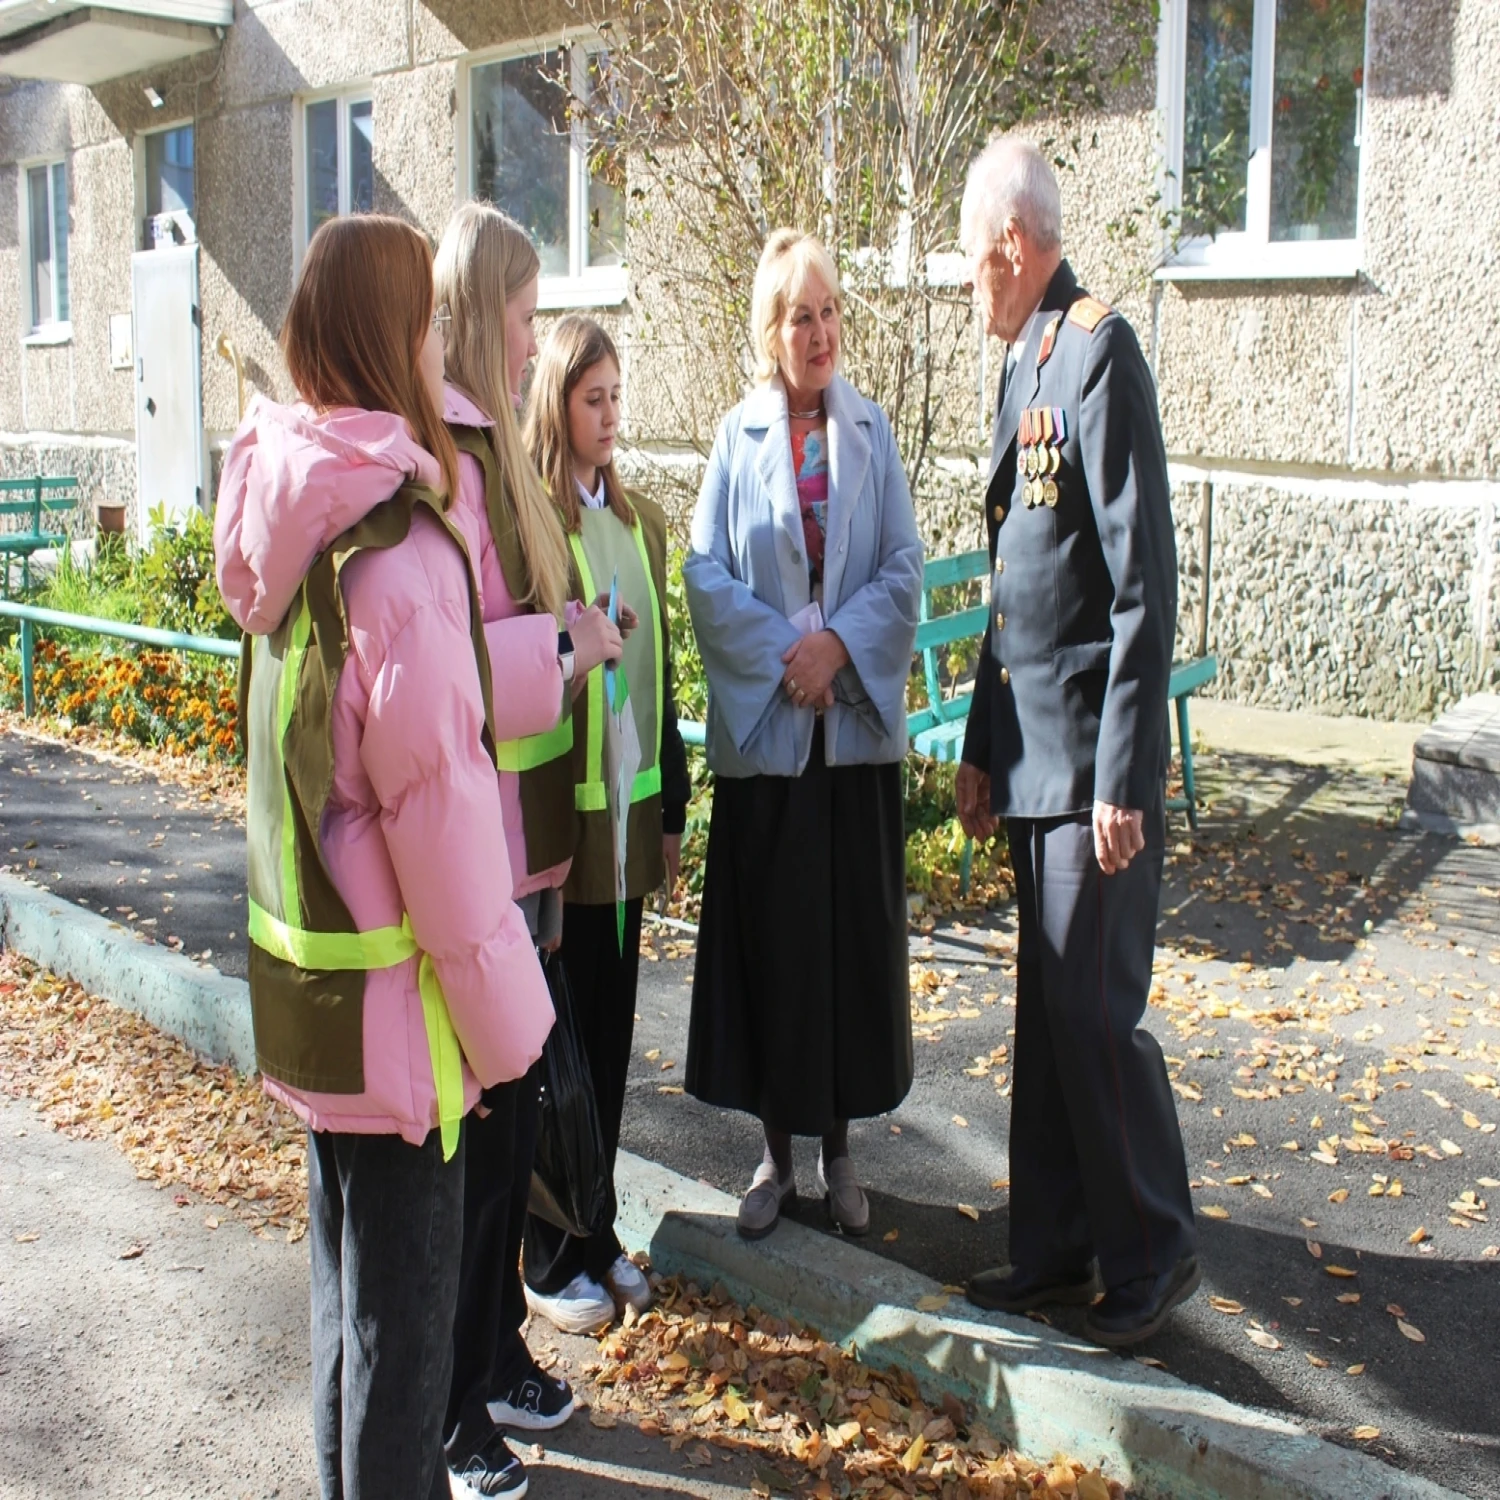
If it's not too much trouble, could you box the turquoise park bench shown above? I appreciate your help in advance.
[675,549,1218,893]
[904,547,1218,827]
[0,476,81,597]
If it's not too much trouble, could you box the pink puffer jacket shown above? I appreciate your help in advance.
[445,383,573,899]
[215,398,554,1144]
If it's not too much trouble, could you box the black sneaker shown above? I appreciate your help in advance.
[450,1429,528,1498]
[487,1364,576,1431]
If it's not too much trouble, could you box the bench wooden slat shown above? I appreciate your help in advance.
[1169,654,1218,697]
[921,550,990,589]
[913,604,989,654]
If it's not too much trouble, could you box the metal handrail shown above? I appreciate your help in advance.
[0,600,239,716]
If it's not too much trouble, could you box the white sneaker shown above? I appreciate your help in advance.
[604,1254,652,1314]
[524,1271,616,1335]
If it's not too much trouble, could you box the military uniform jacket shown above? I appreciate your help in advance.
[961,261,1178,818]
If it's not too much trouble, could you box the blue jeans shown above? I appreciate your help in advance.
[308,1125,464,1500]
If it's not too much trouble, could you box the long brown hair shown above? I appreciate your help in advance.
[525,315,633,535]
[281,214,459,501]
[434,202,569,618]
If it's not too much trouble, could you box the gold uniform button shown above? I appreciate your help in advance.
[999,667,1010,685]
[995,612,1005,630]
[992,505,1006,522]
[994,558,1005,575]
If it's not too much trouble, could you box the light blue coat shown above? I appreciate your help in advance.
[685,373,924,778]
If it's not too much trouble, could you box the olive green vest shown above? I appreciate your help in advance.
[240,482,495,1160]
[562,493,669,907]
[449,423,576,875]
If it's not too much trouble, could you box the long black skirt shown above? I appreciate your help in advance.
[686,738,913,1136]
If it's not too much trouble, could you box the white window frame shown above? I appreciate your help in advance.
[1155,0,1369,281]
[20,156,70,342]
[137,119,197,249]
[293,89,374,261]
[457,36,628,311]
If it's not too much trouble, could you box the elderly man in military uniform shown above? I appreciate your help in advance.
[954,136,1198,1346]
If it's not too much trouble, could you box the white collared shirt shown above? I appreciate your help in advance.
[576,474,607,510]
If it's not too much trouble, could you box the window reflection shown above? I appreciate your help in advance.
[1270,0,1366,242]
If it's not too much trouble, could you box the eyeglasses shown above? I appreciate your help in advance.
[431,303,452,340]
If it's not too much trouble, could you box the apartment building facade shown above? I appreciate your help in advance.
[1,0,1496,721]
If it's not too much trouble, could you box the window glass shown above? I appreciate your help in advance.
[27,166,52,327]
[306,98,339,234]
[584,55,625,270]
[1182,0,1254,236]
[51,162,68,323]
[1269,0,1366,242]
[146,125,194,218]
[472,52,571,278]
[349,99,374,215]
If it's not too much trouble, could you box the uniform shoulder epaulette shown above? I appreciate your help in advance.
[1066,295,1112,333]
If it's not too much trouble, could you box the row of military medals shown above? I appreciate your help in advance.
[1019,406,1065,508]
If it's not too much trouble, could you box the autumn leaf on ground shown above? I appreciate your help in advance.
[1325,1265,1357,1279]
[1352,1425,1380,1440]
[915,1293,949,1313]
[588,1407,617,1429]
[956,1203,980,1222]
[1306,1239,1323,1259]
[1208,1296,1244,1315]
[1346,1363,1365,1376]
[118,1243,145,1260]
[1336,1293,1360,1305]
[1246,1328,1282,1350]
[14,1231,39,1244]
[1397,1320,1425,1342]
[1306,1353,1328,1368]
[1200,1205,1230,1220]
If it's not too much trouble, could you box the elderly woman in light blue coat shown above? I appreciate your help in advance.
[683,228,923,1242]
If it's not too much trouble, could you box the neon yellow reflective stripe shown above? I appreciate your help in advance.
[248,899,417,970]
[568,531,607,814]
[277,600,313,928]
[417,949,463,1163]
[493,714,573,773]
[630,520,665,797]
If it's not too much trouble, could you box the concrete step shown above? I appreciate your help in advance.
[1402,692,1500,839]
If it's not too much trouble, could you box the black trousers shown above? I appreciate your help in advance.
[443,1065,541,1458]
[524,897,642,1293]
[1006,808,1195,1288]
[308,1126,462,1500]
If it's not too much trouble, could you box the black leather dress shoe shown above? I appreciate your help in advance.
[1083,1255,1200,1346]
[965,1262,1100,1314]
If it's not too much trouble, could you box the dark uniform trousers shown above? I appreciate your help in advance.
[1007,801,1195,1288]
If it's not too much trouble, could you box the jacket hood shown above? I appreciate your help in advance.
[443,383,496,429]
[215,397,442,636]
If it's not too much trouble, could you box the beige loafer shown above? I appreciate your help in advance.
[817,1152,869,1236]
[737,1161,796,1239]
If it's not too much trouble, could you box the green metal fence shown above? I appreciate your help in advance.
[0,601,239,716]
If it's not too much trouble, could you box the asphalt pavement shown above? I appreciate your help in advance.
[0,1088,779,1499]
[1,725,1497,1496]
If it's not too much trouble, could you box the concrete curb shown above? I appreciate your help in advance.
[0,871,255,1071]
[0,874,1463,1499]
[613,1152,1462,1500]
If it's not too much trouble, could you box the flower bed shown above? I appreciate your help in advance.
[0,639,241,763]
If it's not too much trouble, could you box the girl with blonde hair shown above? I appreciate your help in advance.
[521,314,691,1333]
[434,203,623,1499]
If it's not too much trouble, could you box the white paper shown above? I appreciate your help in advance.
[788,601,825,637]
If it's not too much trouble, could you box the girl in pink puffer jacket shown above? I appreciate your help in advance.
[214,214,553,1500]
